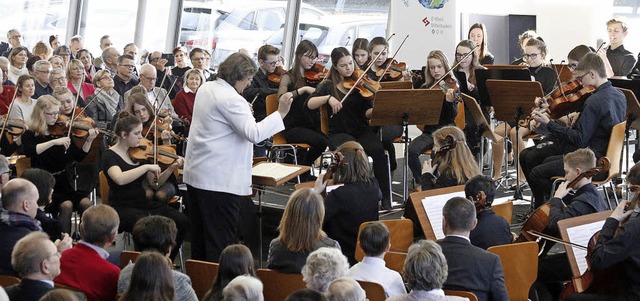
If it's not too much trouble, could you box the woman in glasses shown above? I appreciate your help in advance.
[85,70,124,130]
[66,59,96,104]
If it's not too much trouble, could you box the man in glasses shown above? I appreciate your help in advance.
[522,52,626,209]
[1,29,22,58]
[33,60,53,98]
[148,51,177,98]
[113,54,139,97]
[189,48,215,82]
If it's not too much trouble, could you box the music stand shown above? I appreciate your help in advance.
[461,93,498,171]
[370,89,445,203]
[617,88,640,190]
[475,68,532,108]
[408,185,465,240]
[486,79,544,202]
[552,64,573,83]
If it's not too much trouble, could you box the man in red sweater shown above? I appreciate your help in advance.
[55,204,120,301]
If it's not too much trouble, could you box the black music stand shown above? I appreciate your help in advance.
[460,93,498,170]
[486,79,544,202]
[370,89,445,204]
[475,68,532,108]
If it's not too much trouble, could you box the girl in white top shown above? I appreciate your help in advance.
[9,74,37,125]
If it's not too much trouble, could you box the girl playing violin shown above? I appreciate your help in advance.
[277,40,328,175]
[365,37,411,82]
[306,47,391,210]
[351,38,370,70]
[468,23,494,65]
[492,38,557,186]
[102,112,187,260]
[314,141,381,265]
[406,50,458,187]
[21,95,99,235]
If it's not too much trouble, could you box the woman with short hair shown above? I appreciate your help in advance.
[85,69,123,129]
[66,59,95,102]
[301,247,350,293]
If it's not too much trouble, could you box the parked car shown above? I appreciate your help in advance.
[179,1,231,52]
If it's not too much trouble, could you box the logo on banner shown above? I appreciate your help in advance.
[422,17,430,27]
[418,0,450,9]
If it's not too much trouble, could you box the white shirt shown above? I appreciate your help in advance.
[349,256,407,297]
[79,241,110,259]
[183,78,284,195]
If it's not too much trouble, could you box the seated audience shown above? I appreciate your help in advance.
[222,275,264,301]
[84,70,124,130]
[387,240,468,301]
[119,252,174,301]
[285,289,328,301]
[439,197,508,301]
[55,204,120,301]
[203,244,256,301]
[20,168,63,242]
[117,215,197,301]
[326,277,366,301]
[37,289,82,301]
[465,175,512,249]
[301,247,350,293]
[268,188,340,273]
[348,222,406,297]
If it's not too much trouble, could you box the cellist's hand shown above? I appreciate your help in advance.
[314,172,328,194]
[553,180,570,199]
[422,159,437,174]
[611,199,634,222]
[328,96,342,113]
[54,137,71,149]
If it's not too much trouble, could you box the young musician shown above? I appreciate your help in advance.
[493,38,557,185]
[314,141,381,265]
[465,175,512,250]
[102,112,188,260]
[306,47,391,209]
[351,38,370,70]
[406,50,458,186]
[244,45,281,157]
[277,40,328,176]
[605,18,636,76]
[468,23,494,65]
[521,52,626,208]
[21,95,98,235]
[511,30,538,65]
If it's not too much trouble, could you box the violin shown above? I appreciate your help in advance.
[128,137,181,167]
[143,116,186,142]
[319,152,345,197]
[519,80,595,128]
[304,63,328,86]
[516,157,611,244]
[430,135,456,174]
[343,69,380,100]
[0,115,25,138]
[157,109,190,127]
[267,66,286,87]
[375,58,407,81]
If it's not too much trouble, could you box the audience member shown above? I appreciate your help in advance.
[119,252,174,301]
[0,154,11,190]
[92,35,112,68]
[48,35,60,54]
[20,168,63,241]
[349,222,406,297]
[203,244,256,301]
[285,289,328,301]
[55,204,120,301]
[8,46,29,84]
[301,247,350,293]
[222,275,264,301]
[113,54,139,97]
[37,289,82,301]
[53,46,71,68]
[32,42,51,61]
[0,57,14,85]
[101,46,119,76]
[147,51,176,97]
[69,36,83,58]
[85,69,123,129]
[123,63,177,118]
[33,60,53,98]
[268,188,340,273]
[2,29,22,58]
[465,175,512,249]
[326,278,366,301]
[173,68,203,126]
[189,48,214,81]
[439,197,508,301]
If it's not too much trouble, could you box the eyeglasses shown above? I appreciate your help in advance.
[141,75,157,81]
[58,53,70,57]
[120,64,135,69]
[262,59,281,66]
[149,57,160,62]
[70,67,83,71]
[50,77,65,83]
[575,72,590,82]
[455,52,471,58]
[45,112,59,117]
[523,53,540,60]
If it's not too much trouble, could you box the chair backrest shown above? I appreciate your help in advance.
[444,289,478,301]
[487,241,538,301]
[595,120,626,184]
[256,268,306,301]
[265,93,288,145]
[119,250,141,269]
[320,104,330,136]
[15,156,31,177]
[354,219,413,263]
[356,280,386,301]
[381,251,407,274]
[455,101,465,130]
[185,259,219,300]
[492,201,513,224]
[0,275,20,287]
[98,171,109,205]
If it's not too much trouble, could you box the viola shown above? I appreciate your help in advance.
[128,137,181,166]
[343,69,380,100]
[320,152,345,197]
[0,115,25,137]
[48,114,112,138]
[430,135,456,172]
[157,109,190,127]
[267,66,286,87]
[304,63,328,86]
[519,81,595,128]
[375,58,407,81]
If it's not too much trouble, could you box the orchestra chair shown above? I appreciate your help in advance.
[256,268,306,301]
[356,280,386,301]
[492,201,513,224]
[354,219,413,273]
[444,289,478,301]
[265,93,312,182]
[15,156,31,177]
[487,241,538,301]
[0,275,20,287]
[119,250,141,269]
[185,259,219,300]
[294,181,315,190]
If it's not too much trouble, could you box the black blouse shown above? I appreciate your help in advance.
[308,80,372,137]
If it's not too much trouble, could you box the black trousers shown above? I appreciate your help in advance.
[520,142,566,207]
[284,127,328,167]
[187,186,243,262]
[328,131,390,198]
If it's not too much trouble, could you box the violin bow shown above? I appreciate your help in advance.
[527,230,587,250]
[0,85,20,144]
[74,87,104,120]
[144,76,178,139]
[429,44,478,89]
[376,34,409,84]
[338,43,387,104]
[64,72,86,153]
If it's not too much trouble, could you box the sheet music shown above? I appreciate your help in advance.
[251,163,301,181]
[421,191,466,240]
[566,220,606,275]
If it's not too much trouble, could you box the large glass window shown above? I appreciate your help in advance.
[0,0,70,51]
[81,0,138,57]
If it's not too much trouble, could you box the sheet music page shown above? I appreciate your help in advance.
[566,220,606,275]
[421,191,466,240]
[251,163,301,181]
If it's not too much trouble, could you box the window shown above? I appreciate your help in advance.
[0,0,70,50]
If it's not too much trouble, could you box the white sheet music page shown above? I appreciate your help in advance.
[421,191,466,240]
[251,163,301,181]
[566,220,606,275]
